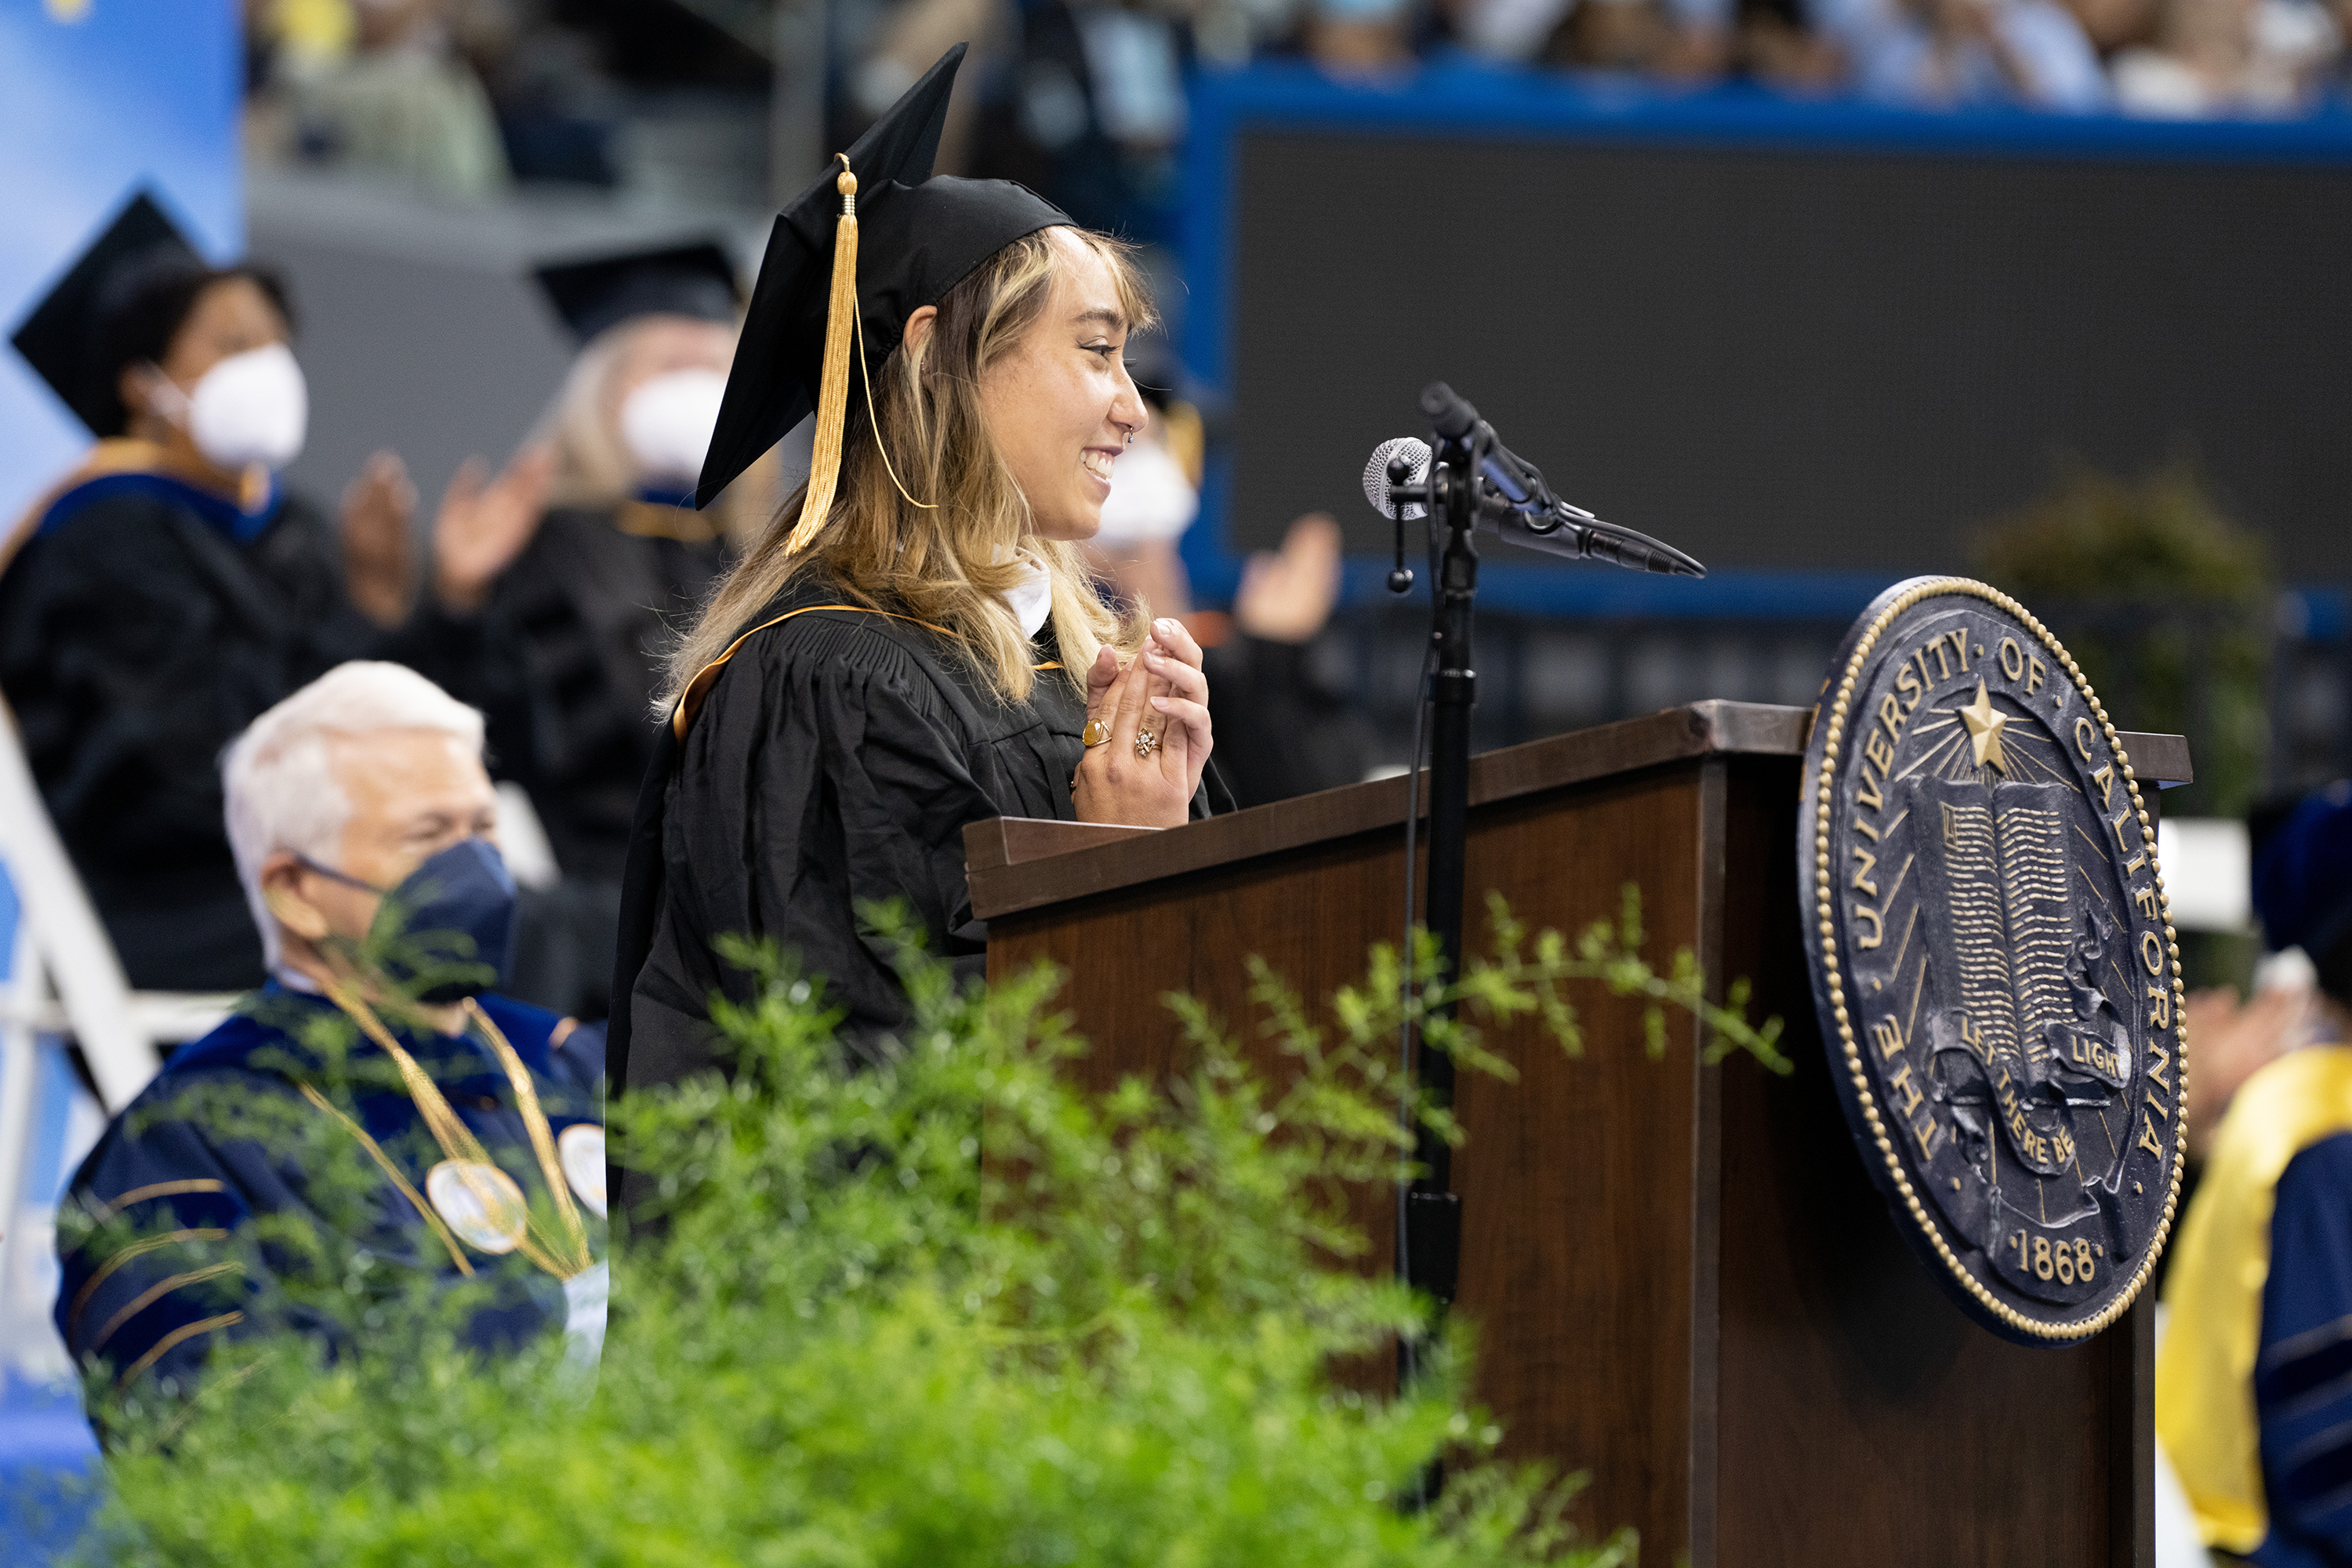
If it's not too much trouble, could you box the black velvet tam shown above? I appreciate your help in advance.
[532,240,741,346]
[695,42,1069,507]
[10,190,203,434]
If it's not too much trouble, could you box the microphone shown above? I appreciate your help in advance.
[1418,381,1552,513]
[1362,436,1707,579]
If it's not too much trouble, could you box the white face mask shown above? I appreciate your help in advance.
[147,343,309,473]
[1093,436,1199,547]
[619,368,728,486]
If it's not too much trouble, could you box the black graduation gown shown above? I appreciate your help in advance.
[0,474,531,992]
[492,503,730,883]
[1200,632,1379,808]
[608,574,1218,1149]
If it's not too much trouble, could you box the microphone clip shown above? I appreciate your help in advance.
[1384,451,1418,594]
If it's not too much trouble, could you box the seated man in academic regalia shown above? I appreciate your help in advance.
[2159,782,2352,1567]
[0,190,553,993]
[54,662,607,1417]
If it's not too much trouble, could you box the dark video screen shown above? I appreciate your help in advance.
[1225,130,2352,582]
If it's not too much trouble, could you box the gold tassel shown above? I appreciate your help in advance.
[782,154,860,556]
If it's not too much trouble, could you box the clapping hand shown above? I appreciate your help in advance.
[1073,617,1213,828]
[1233,513,1342,645]
[431,445,556,615]
[340,450,419,629]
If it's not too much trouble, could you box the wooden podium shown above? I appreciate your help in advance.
[967,701,2193,1567]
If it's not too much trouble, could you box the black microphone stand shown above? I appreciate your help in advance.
[1374,386,1702,1493]
[1384,391,1488,1392]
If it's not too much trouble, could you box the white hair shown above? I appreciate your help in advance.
[222,661,485,968]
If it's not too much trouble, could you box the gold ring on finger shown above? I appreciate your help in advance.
[1133,728,1161,760]
[1082,719,1112,747]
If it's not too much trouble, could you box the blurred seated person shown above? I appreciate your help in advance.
[2159,781,2352,1567]
[1734,0,1853,85]
[1304,0,1421,72]
[2111,0,2332,111]
[2063,0,2161,56]
[487,242,748,1016]
[1483,0,1734,76]
[0,192,551,993]
[1083,358,1374,807]
[954,0,1190,241]
[251,0,513,199]
[56,662,605,1417]
[1828,0,2110,106]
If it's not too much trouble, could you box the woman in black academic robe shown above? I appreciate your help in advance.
[487,260,752,1015]
[608,45,1221,1138]
[0,205,550,991]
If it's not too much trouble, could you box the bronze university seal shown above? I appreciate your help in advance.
[1798,577,2187,1342]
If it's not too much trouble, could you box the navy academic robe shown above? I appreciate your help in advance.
[2250,1131,2352,1566]
[53,985,604,1412]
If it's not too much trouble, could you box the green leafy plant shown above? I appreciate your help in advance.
[1973,458,2271,822]
[69,891,1778,1567]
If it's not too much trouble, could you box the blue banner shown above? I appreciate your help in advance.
[0,0,242,530]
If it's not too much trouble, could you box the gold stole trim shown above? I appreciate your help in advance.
[614,501,720,544]
[67,1229,230,1337]
[671,603,951,739]
[118,1311,245,1393]
[297,1082,475,1276]
[670,603,1064,739]
[83,1178,228,1226]
[2,437,266,577]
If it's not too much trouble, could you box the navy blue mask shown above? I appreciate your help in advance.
[302,837,519,1003]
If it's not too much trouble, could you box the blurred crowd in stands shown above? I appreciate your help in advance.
[238,0,2352,223]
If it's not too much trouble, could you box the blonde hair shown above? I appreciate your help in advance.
[662,227,1156,710]
[538,326,637,509]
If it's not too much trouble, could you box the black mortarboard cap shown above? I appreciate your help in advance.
[695,42,1069,510]
[534,240,742,346]
[10,189,205,434]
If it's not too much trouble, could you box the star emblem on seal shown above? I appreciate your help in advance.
[1957,677,2010,772]
[1797,577,2187,1345]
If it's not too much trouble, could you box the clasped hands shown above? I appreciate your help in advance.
[1073,616,1213,829]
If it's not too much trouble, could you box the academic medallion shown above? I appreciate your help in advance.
[557,1123,608,1219]
[426,1159,531,1255]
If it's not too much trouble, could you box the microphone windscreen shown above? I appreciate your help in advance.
[1363,437,1430,521]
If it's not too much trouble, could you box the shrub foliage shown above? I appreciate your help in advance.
[74,893,1780,1567]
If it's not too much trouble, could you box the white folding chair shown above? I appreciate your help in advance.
[0,700,233,1298]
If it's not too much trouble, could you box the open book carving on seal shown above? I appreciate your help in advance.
[1912,777,2136,1210]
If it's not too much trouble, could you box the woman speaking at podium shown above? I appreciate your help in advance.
[606,45,1221,1132]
